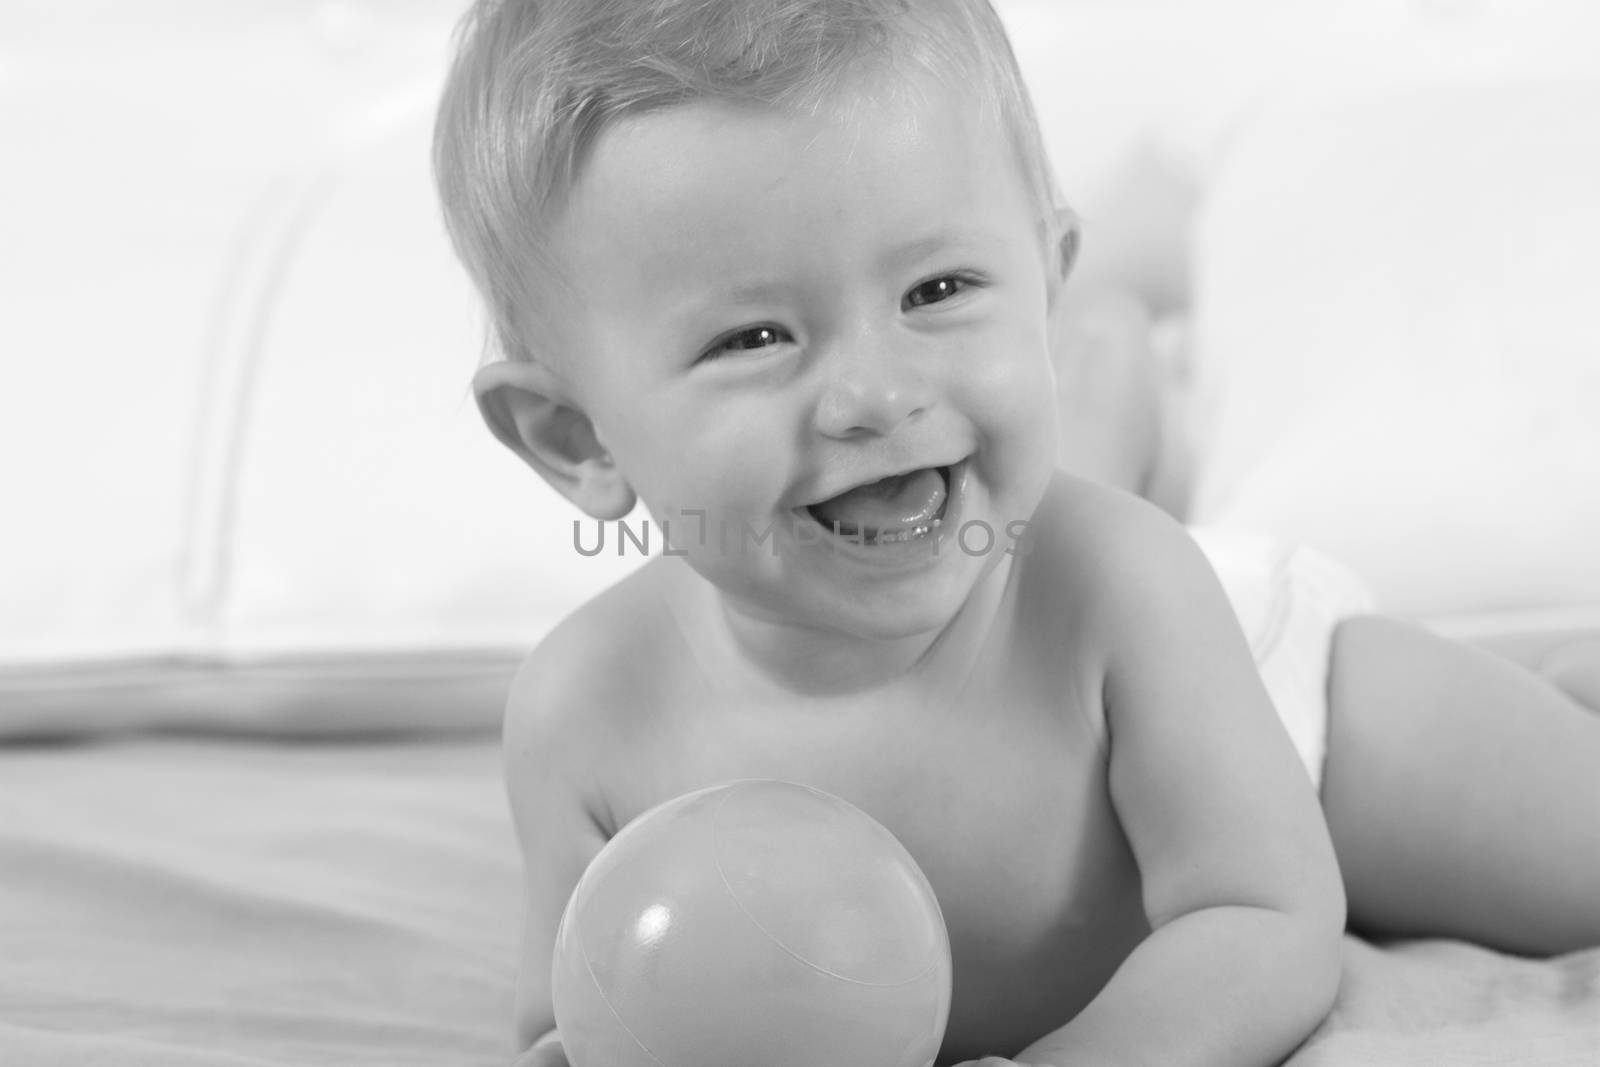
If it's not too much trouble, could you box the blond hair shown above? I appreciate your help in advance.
[433,0,1062,364]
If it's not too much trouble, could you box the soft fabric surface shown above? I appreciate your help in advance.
[0,736,520,1067]
[1289,938,1600,1065]
[2,736,1597,1065]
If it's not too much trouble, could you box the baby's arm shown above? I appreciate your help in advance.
[1021,503,1346,1067]
[501,641,612,1067]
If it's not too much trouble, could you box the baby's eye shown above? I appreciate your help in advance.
[904,274,979,310]
[701,324,791,361]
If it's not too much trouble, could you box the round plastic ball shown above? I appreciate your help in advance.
[551,778,952,1067]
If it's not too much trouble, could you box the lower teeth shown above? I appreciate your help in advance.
[868,517,942,545]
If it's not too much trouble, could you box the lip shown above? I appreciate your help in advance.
[800,461,963,512]
[787,459,969,561]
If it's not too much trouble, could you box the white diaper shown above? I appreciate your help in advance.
[1188,527,1377,791]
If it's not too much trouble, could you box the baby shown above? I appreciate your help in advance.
[431,2,1600,1064]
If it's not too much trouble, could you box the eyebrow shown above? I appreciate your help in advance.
[702,230,1007,306]
[705,279,791,306]
[666,280,788,342]
[881,230,1007,271]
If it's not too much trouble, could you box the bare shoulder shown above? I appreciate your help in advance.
[1009,473,1222,739]
[502,557,681,810]
[1020,470,1209,639]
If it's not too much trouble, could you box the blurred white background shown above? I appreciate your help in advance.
[2,0,1597,733]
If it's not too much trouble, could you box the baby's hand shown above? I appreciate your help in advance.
[951,1058,1057,1067]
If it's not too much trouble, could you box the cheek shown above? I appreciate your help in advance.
[656,404,792,518]
[965,311,1058,439]
[956,308,1060,519]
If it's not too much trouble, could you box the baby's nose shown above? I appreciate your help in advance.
[812,345,935,438]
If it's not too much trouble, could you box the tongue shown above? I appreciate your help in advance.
[810,468,946,535]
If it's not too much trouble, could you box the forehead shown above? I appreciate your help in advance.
[551,79,1037,300]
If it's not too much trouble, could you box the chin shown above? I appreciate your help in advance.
[814,549,1003,643]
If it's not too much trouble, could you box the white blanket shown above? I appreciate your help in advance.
[1,737,1595,1065]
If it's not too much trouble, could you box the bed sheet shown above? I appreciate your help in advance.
[1,736,1597,1066]
[0,735,520,1066]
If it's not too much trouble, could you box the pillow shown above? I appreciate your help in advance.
[0,9,644,738]
[1188,77,1600,659]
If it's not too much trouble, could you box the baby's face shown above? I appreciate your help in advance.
[549,74,1060,640]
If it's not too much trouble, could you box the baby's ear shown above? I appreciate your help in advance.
[1045,207,1082,311]
[472,360,637,520]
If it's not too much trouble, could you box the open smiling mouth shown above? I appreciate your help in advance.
[802,464,955,546]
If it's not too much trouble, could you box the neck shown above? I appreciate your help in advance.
[679,554,1017,703]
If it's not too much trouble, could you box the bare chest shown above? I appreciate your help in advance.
[599,684,1149,1060]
